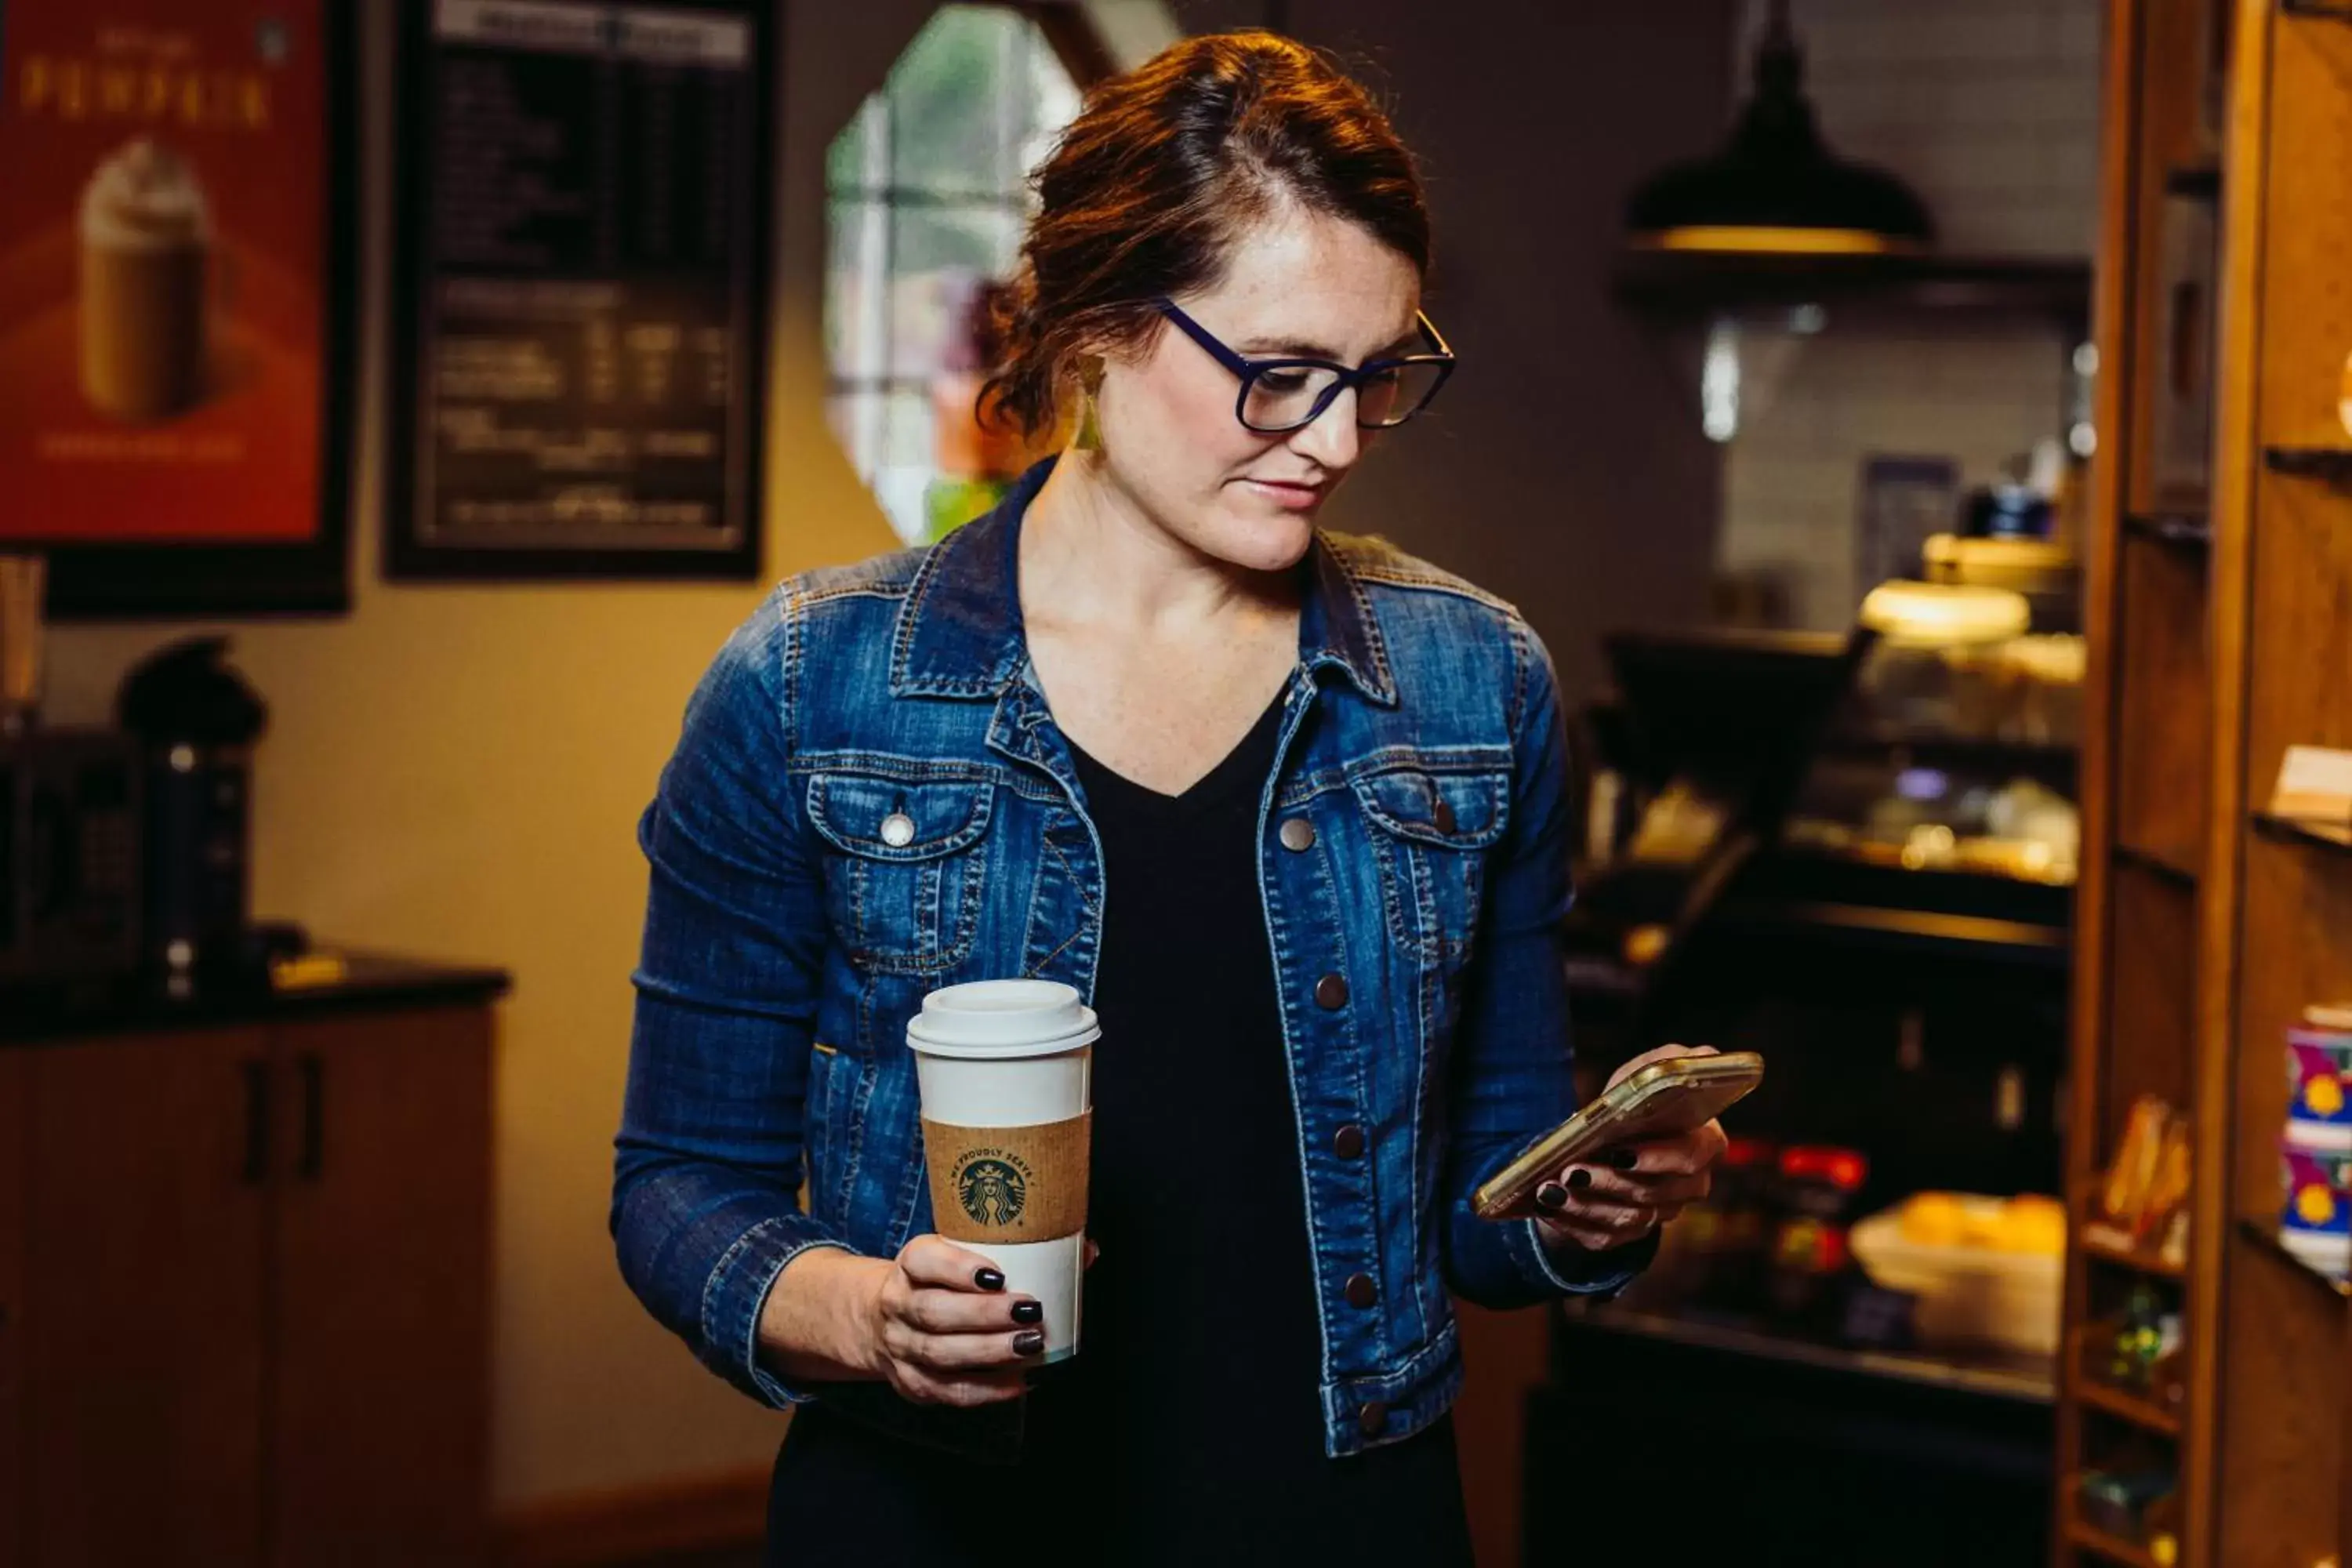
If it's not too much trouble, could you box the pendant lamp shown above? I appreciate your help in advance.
[1626,0,1933,256]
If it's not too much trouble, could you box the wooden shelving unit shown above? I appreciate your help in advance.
[2122,511,2216,550]
[2252,811,2352,851]
[2263,444,2352,483]
[2165,161,2225,198]
[2063,0,2352,1563]
[2077,1231,2188,1286]
[2074,1375,2186,1439]
[2110,841,2201,889]
[2067,1319,2187,1439]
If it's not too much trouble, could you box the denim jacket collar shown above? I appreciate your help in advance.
[889,458,1399,707]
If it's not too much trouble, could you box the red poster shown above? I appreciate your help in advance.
[0,1,329,546]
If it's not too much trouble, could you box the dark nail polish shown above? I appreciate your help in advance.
[1567,1167,1593,1192]
[975,1268,1006,1292]
[1014,1330,1047,1356]
[1010,1299,1044,1325]
[1535,1181,1570,1211]
[1606,1148,1640,1172]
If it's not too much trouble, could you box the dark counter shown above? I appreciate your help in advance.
[1530,1299,2054,1566]
[2,949,511,1046]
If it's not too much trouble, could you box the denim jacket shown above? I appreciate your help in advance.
[614,459,1644,1462]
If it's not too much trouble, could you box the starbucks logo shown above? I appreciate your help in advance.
[958,1157,1027,1229]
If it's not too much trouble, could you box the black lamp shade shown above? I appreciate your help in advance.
[1626,6,1933,255]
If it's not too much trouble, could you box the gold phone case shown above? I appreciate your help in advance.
[1472,1051,1765,1221]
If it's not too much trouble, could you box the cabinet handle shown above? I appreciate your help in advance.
[297,1052,325,1181]
[241,1060,270,1183]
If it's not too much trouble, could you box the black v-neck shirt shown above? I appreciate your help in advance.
[768,691,1472,1567]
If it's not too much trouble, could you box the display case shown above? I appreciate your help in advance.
[1541,626,2073,1561]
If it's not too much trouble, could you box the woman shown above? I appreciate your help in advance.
[615,31,1727,1566]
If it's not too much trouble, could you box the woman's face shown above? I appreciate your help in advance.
[1087,205,1422,573]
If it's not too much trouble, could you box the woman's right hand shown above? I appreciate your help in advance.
[759,1235,1045,1407]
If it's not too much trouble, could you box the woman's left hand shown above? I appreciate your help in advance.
[1533,1044,1732,1256]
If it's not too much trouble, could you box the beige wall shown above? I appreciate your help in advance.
[42,0,942,1509]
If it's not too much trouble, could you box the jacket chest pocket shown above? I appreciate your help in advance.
[806,771,995,975]
[1352,767,1510,964]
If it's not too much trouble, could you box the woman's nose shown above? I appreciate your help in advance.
[1286,387,1362,470]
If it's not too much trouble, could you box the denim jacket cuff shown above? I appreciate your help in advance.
[706,1218,853,1409]
[1521,1218,1660,1299]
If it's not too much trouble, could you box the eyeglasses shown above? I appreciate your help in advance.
[1153,297,1456,434]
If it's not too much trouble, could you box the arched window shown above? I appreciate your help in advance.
[823,5,1098,543]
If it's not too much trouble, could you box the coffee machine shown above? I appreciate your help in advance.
[117,637,265,990]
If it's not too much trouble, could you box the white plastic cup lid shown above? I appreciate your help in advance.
[906,978,1100,1059]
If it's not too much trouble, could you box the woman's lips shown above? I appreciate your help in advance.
[1241,477,1325,510]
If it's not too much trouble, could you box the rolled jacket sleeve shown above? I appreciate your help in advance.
[1438,621,1654,1308]
[612,594,849,1408]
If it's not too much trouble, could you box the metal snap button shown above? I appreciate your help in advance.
[879,811,916,848]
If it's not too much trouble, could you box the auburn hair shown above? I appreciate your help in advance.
[981,31,1430,439]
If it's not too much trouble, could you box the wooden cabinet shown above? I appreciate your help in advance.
[25,1029,271,1566]
[0,1051,24,1568]
[271,1009,495,1568]
[0,960,503,1568]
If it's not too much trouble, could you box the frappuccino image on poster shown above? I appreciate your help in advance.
[78,136,214,422]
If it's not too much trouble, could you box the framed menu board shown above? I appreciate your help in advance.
[386,0,771,582]
[0,0,355,616]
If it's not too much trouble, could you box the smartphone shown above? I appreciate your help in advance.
[1472,1051,1764,1221]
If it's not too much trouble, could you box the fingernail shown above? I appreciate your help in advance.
[1606,1148,1640,1171]
[1014,1330,1047,1356]
[1010,1299,1044,1325]
[1567,1167,1593,1192]
[1535,1181,1570,1211]
[975,1268,1006,1291]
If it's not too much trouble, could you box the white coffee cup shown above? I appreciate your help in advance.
[907,979,1097,1364]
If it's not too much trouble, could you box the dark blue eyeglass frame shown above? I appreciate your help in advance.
[1152,297,1457,434]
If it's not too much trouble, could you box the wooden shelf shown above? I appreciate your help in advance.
[2237,1214,2352,1299]
[2078,1217,2188,1281]
[2164,162,2223,198]
[2251,812,2352,852]
[2282,0,2352,19]
[1613,251,2092,327]
[2263,445,2352,485]
[2074,1371,2187,1438]
[2064,1515,2166,1568]
[2122,511,2212,550]
[2111,841,2201,888]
